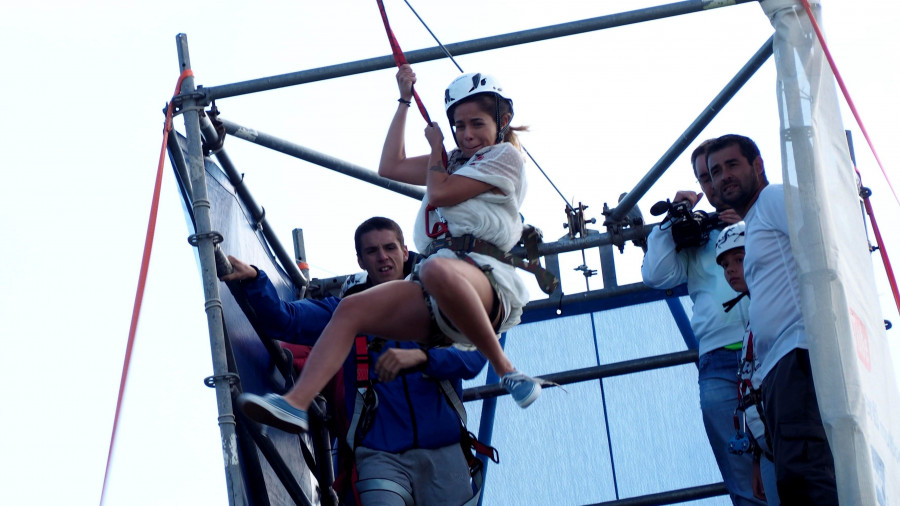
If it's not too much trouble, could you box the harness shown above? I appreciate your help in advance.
[422,231,559,295]
[732,328,774,461]
[347,335,498,506]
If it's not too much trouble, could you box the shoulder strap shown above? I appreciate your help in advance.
[347,336,381,450]
[438,379,467,425]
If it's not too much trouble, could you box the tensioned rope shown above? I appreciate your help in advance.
[375,0,448,169]
[798,0,900,314]
[857,169,900,314]
[381,0,575,213]
[99,69,194,506]
[799,0,898,206]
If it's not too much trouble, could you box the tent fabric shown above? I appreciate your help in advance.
[761,0,900,503]
[175,140,319,506]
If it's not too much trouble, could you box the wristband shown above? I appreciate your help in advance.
[398,98,412,106]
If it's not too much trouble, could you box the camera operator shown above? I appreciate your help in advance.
[641,140,764,505]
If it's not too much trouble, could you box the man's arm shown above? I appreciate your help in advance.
[374,346,487,383]
[641,225,689,289]
[641,190,696,289]
[422,346,488,381]
[223,256,339,345]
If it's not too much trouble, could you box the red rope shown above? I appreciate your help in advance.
[859,170,900,315]
[799,0,899,207]
[100,69,194,505]
[798,0,900,316]
[375,0,448,167]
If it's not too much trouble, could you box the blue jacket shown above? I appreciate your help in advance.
[237,269,487,452]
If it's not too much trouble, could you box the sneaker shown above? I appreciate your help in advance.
[237,393,309,433]
[501,371,541,408]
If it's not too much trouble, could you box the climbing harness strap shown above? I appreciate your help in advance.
[424,204,450,238]
[356,478,414,506]
[423,234,559,295]
[346,336,382,450]
[437,379,499,506]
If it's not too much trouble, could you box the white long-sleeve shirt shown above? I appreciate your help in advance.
[743,184,806,388]
[641,222,749,356]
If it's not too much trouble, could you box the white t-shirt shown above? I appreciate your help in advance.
[743,184,807,388]
[414,143,530,332]
[642,224,749,355]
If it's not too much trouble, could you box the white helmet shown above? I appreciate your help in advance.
[444,72,514,142]
[339,271,368,298]
[715,222,746,264]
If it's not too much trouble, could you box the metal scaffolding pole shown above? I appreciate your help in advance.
[463,349,698,402]
[200,0,757,102]
[198,115,309,293]
[221,118,425,200]
[175,33,248,506]
[607,34,774,223]
[585,483,729,506]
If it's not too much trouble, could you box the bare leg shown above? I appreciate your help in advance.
[283,280,432,410]
[418,256,516,377]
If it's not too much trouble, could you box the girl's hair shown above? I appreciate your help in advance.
[451,93,528,149]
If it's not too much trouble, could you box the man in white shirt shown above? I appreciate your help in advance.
[707,134,838,505]
[642,140,761,505]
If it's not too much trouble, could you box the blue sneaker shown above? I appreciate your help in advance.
[501,371,541,408]
[238,393,309,433]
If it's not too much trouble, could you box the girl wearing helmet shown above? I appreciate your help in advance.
[238,65,539,436]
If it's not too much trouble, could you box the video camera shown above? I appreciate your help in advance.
[650,199,725,251]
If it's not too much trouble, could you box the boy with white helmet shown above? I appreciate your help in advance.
[715,222,779,505]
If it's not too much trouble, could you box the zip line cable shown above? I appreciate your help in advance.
[391,0,575,212]
[799,0,899,207]
[401,0,463,73]
[100,69,194,506]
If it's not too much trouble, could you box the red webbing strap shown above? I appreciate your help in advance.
[375,0,448,168]
[858,170,900,315]
[355,335,371,385]
[799,0,899,207]
[100,69,194,505]
[740,331,755,394]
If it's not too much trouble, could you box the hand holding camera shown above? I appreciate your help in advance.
[650,193,725,252]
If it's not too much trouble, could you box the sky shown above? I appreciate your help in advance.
[1,1,899,505]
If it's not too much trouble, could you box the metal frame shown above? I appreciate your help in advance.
[170,1,774,504]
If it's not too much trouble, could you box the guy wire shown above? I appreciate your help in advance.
[402,0,574,212]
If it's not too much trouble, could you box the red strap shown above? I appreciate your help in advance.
[375,0,448,168]
[355,335,371,384]
[739,330,755,394]
[799,0,899,207]
[859,172,900,315]
[101,68,194,505]
[424,204,450,238]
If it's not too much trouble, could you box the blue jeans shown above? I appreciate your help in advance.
[699,348,766,505]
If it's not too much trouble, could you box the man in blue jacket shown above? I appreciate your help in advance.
[223,217,487,506]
